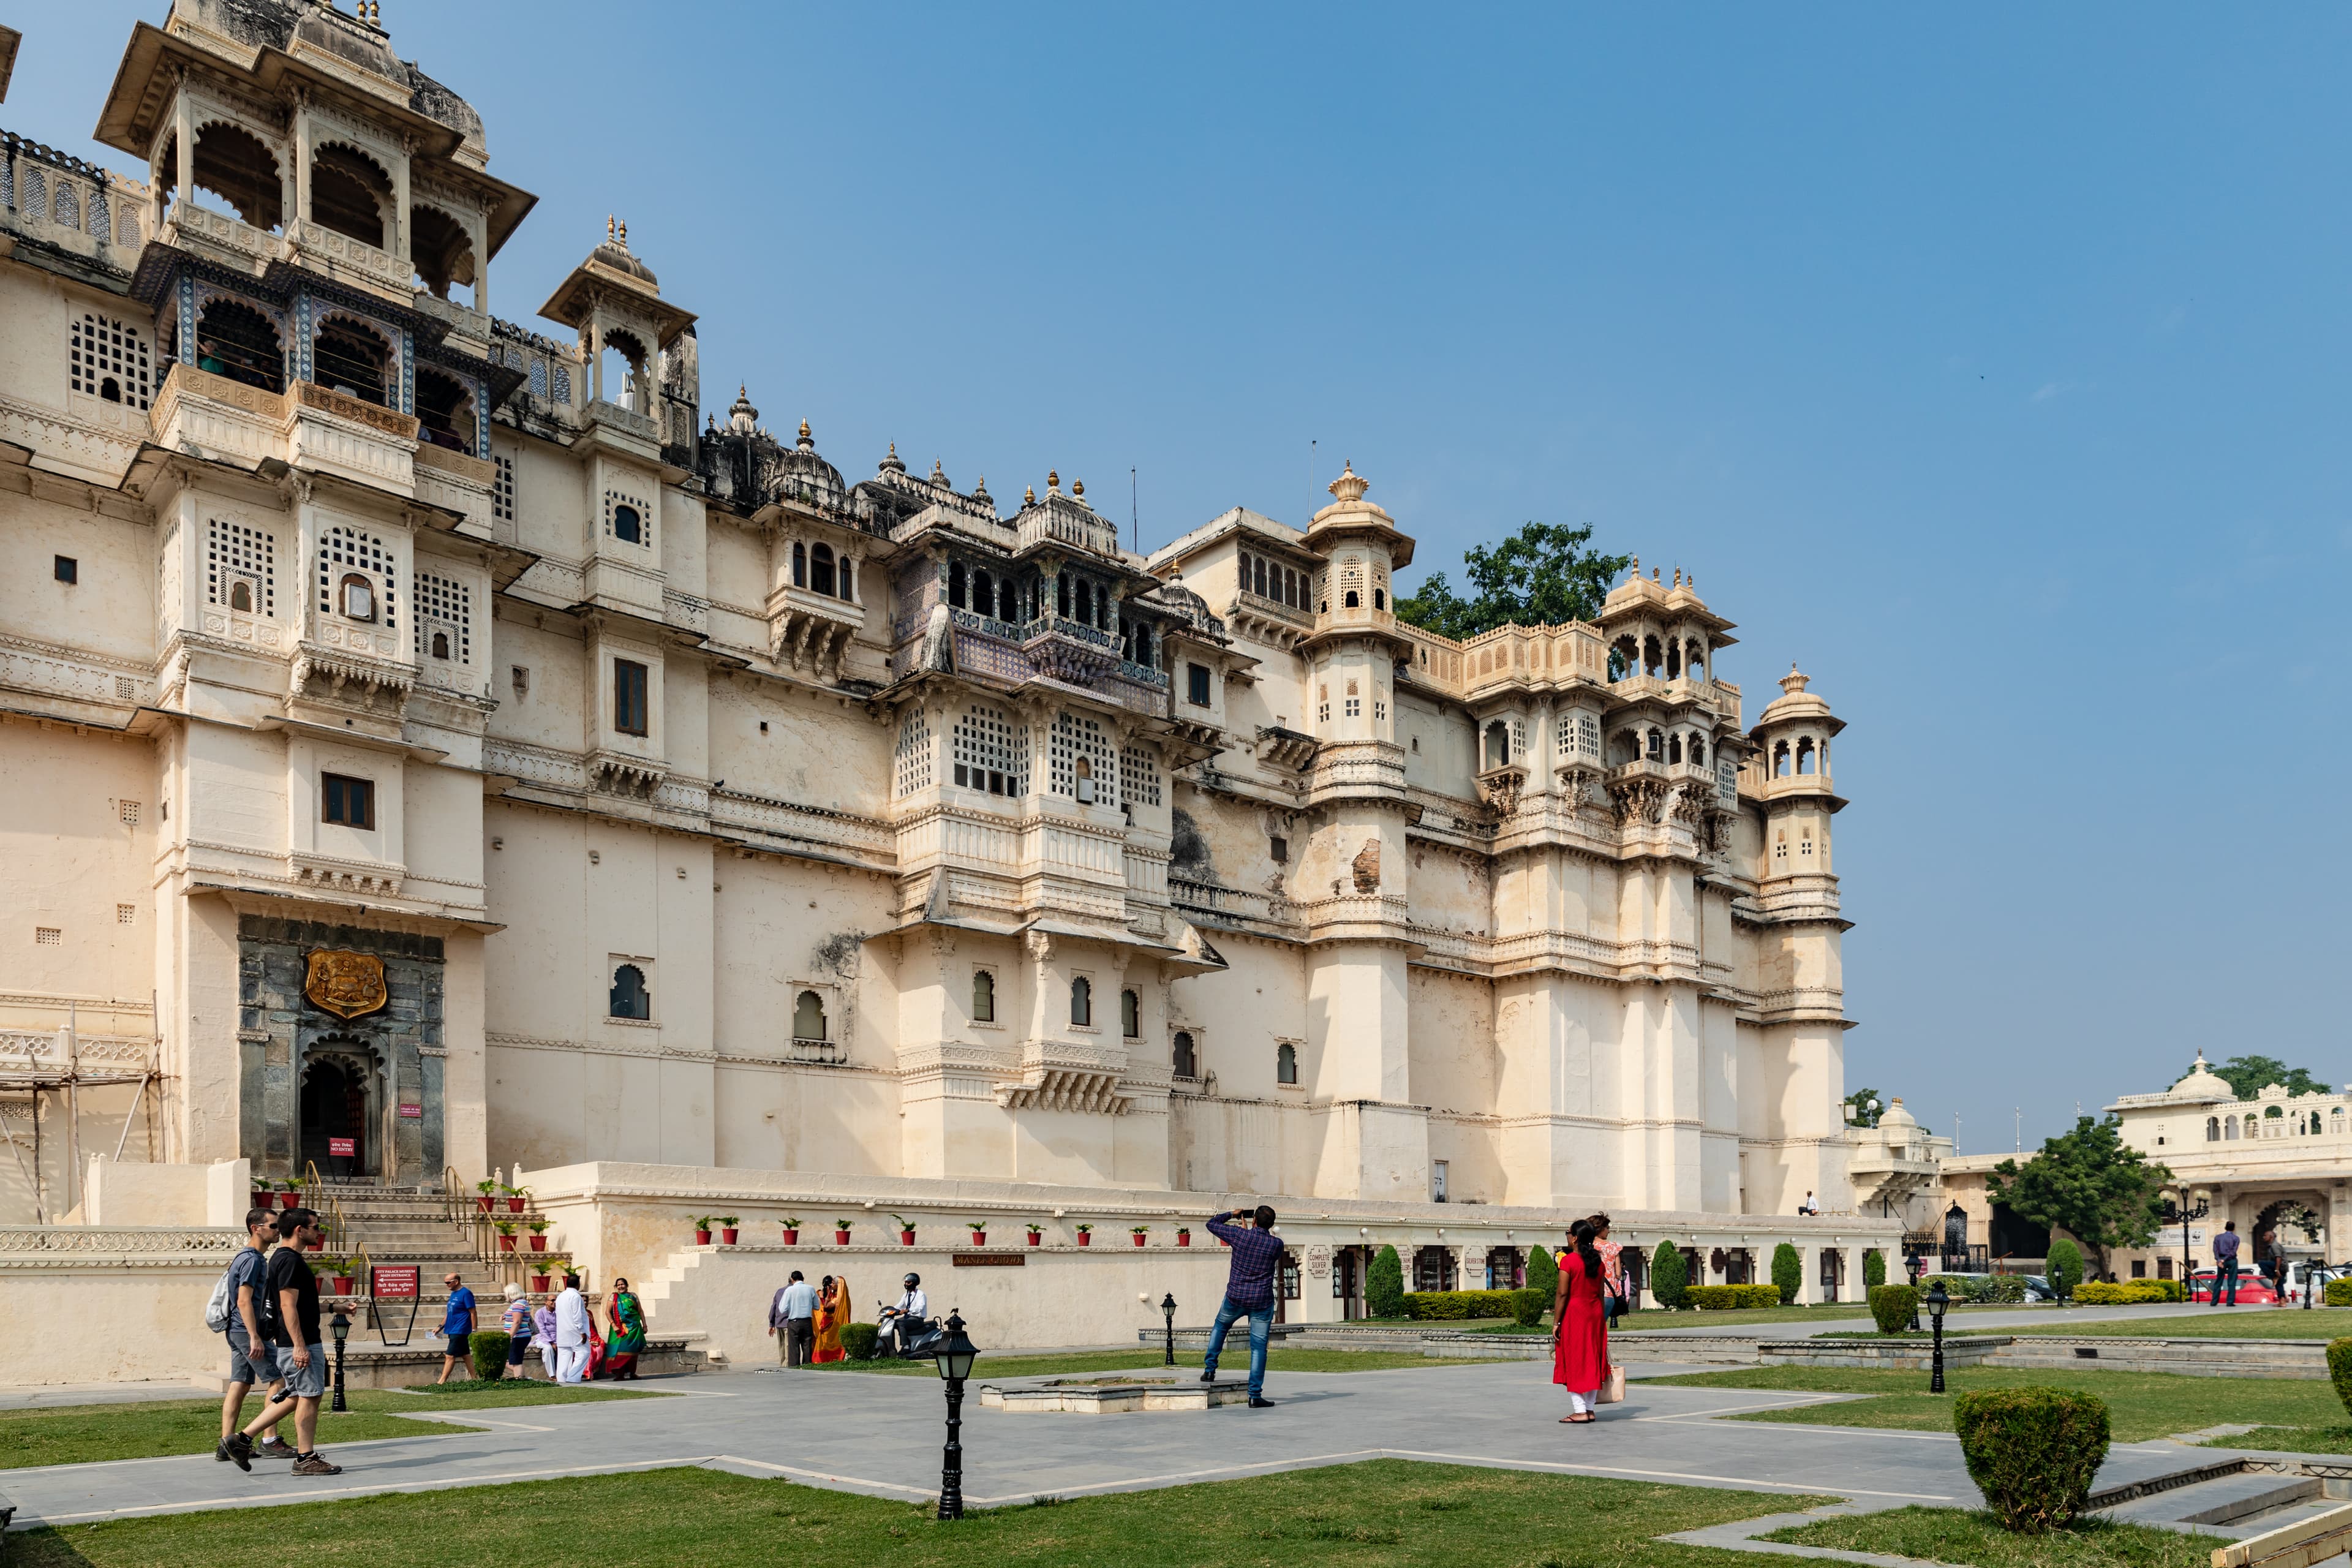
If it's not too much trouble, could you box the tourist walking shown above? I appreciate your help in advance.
[500,1284,537,1379]
[1199,1204,1284,1408]
[605,1278,647,1379]
[435,1271,476,1384]
[769,1270,818,1366]
[554,1273,590,1383]
[1586,1214,1627,1325]
[812,1274,849,1364]
[214,1205,292,1461]
[2212,1221,2242,1306]
[218,1207,342,1475]
[1553,1219,1613,1424]
[533,1294,559,1380]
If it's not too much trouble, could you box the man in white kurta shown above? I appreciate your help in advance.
[554,1276,590,1384]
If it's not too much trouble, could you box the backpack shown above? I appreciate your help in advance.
[206,1246,259,1333]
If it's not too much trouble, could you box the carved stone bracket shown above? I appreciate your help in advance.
[1608,775,1670,825]
[1476,764,1527,815]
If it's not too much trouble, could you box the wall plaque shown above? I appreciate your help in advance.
[952,1253,1025,1267]
[305,950,388,1019]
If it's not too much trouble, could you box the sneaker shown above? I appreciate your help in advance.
[255,1438,298,1460]
[1199,1370,1216,1382]
[216,1433,253,1472]
[291,1452,343,1476]
[1248,1396,1276,1408]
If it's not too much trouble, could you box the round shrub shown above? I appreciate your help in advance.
[1525,1244,1558,1305]
[469,1331,512,1381]
[840,1322,881,1361]
[1651,1241,1688,1309]
[2328,1338,2352,1417]
[1771,1243,1802,1305]
[2325,1279,2352,1308]
[1953,1387,2110,1533]
[1863,1250,1887,1289]
[1366,1245,1406,1319]
[1869,1284,1920,1335]
[1510,1287,1547,1328]
[2046,1239,2084,1299]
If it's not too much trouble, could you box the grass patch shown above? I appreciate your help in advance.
[2004,1309,2350,1341]
[1613,1302,2041,1330]
[1763,1504,2216,1567]
[810,1347,1487,1378]
[2201,1425,2352,1455]
[1641,1365,2346,1442]
[1,1384,657,1469]
[2,1457,1830,1567]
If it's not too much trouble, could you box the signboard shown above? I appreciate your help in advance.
[952,1253,1024,1267]
[397,1102,423,1120]
[328,1137,356,1158]
[369,1265,421,1347]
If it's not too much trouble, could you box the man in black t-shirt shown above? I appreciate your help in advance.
[217,1208,344,1476]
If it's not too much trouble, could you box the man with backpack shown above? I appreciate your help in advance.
[212,1205,294,1463]
[217,1207,342,1476]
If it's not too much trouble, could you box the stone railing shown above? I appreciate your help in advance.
[4,132,149,265]
[0,1030,152,1065]
[293,379,420,441]
[0,1226,241,1261]
[584,399,660,444]
[412,439,494,486]
[287,219,410,295]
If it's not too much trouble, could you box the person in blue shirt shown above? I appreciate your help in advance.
[1200,1205,1286,1408]
[435,1272,477,1384]
[2212,1221,2242,1306]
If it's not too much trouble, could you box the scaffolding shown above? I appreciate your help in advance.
[0,1003,164,1224]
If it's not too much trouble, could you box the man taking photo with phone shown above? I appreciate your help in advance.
[1199,1204,1284,1408]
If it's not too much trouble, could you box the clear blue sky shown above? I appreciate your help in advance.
[20,4,2351,1157]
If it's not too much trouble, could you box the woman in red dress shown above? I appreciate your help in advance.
[1552,1219,1611,1423]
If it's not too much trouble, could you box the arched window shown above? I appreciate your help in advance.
[948,560,965,608]
[793,989,827,1041]
[612,503,642,545]
[1666,640,1682,680]
[599,328,650,413]
[314,315,390,407]
[999,578,1017,622]
[974,570,993,617]
[311,143,390,249]
[839,558,856,603]
[1121,988,1139,1038]
[1173,1031,1197,1078]
[1069,976,1092,1027]
[230,581,254,612]
[810,544,835,597]
[1668,733,1683,764]
[2245,1114,2259,1137]
[415,367,476,453]
[1254,556,1267,597]
[338,573,376,622]
[195,298,285,393]
[1796,737,1817,775]
[1774,740,1792,778]
[2226,1117,2239,1140]
[159,123,284,232]
[1690,736,1706,766]
[430,630,450,660]
[1373,588,1385,610]
[1076,579,1093,625]
[2207,1116,2220,1141]
[971,970,995,1023]
[1484,723,1510,770]
[1688,643,1706,682]
[1646,728,1663,761]
[1057,575,1071,619]
[1276,1041,1298,1085]
[609,963,650,1020]
[794,542,809,588]
[409,204,478,305]
[1344,589,1360,609]
[1643,635,1662,677]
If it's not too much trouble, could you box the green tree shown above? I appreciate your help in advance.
[2185,1055,2329,1100]
[1525,1244,1558,1305]
[1650,1241,1687,1309]
[1394,522,1632,640]
[2046,1238,2084,1299]
[1844,1088,1885,1129]
[1771,1243,1803,1305]
[1863,1249,1887,1289]
[1989,1116,2173,1279]
[1366,1244,1405,1319]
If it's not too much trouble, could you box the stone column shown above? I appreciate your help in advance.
[393,133,413,266]
[290,89,311,232]
[172,85,194,225]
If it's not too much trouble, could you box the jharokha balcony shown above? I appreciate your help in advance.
[149,363,424,496]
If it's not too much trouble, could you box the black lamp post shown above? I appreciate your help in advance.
[932,1309,979,1521]
[329,1306,351,1413]
[1924,1281,1949,1394]
[1905,1250,1923,1330]
[1161,1292,1177,1367]
[2164,1186,2207,1302]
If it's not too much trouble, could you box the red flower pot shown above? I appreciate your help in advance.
[477,1195,495,1213]
[1027,1232,1042,1247]
[971,1231,987,1245]
[327,1276,351,1296]
[1077,1233,1092,1247]
[530,1275,550,1292]
[1178,1234,1191,1247]
[834,1230,851,1245]
[721,1228,739,1246]
[782,1229,799,1246]
[507,1196,526,1214]
[694,1229,712,1245]
[529,1235,546,1252]
[899,1231,916,1246]
[499,1235,517,1253]
[282,1193,301,1210]
[251,1191,271,1211]
[1132,1234,1147,1246]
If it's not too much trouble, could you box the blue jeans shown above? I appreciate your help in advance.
[2215,1257,2239,1305]
[1203,1297,1273,1398]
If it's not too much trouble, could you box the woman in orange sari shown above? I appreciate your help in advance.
[811,1274,848,1364]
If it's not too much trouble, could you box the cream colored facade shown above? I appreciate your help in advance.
[0,1,1897,1360]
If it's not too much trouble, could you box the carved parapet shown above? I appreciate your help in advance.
[1306,740,1406,804]
[290,851,404,899]
[588,750,665,798]
[993,1036,1132,1114]
[1476,763,1527,815]
[293,640,413,705]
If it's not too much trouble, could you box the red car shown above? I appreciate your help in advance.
[2186,1269,2282,1305]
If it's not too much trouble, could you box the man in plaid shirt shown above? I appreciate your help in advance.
[1200,1204,1284,1406]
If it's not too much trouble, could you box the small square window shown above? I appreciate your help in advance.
[1269,835,1288,864]
[116,903,137,925]
[34,927,61,945]
[511,666,530,699]
[118,800,140,826]
[322,772,376,829]
[614,658,650,736]
[1186,663,1212,706]
[54,556,78,585]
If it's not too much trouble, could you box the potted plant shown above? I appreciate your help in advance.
[718,1216,741,1246]
[1074,1223,1094,1247]
[504,1183,530,1215]
[280,1178,304,1210]
[1131,1225,1150,1247]
[968,1220,989,1245]
[1177,1226,1192,1248]
[495,1220,518,1253]
[894,1215,917,1246]
[317,1256,345,1295]
[1026,1222,1044,1247]
[475,1178,499,1214]
[530,1268,551,1292]
[527,1217,549,1252]
[692,1215,714,1246]
[781,1216,801,1245]
[251,1178,273,1210]
[834,1219,854,1245]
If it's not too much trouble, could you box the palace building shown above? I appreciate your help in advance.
[0,1,1892,1371]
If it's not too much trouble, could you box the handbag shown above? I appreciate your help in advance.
[1597,1365,1626,1404]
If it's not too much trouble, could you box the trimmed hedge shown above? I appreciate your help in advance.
[1683,1284,1784,1310]
[2328,1338,2352,1416]
[840,1322,880,1361]
[1402,1289,1523,1321]
[469,1331,513,1381]
[1651,1241,1688,1309]
[2072,1280,2184,1305]
[1925,1273,2028,1305]
[1953,1387,2111,1533]
[1510,1287,1547,1327]
[1869,1284,1920,1335]
[2326,1279,2352,1308]
[2046,1239,2084,1298]
[1863,1250,1887,1289]
[1771,1243,1802,1305]
[1526,1245,1558,1304]
[1367,1245,1406,1319]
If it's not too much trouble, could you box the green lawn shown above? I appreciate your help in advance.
[3,1457,1829,1568]
[1763,1505,2217,1567]
[812,1348,1485,1378]
[1641,1365,2345,1442]
[2005,1309,2351,1341]
[1611,1302,2043,1331]
[1,1383,660,1470]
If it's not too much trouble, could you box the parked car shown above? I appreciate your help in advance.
[2020,1275,2059,1302]
[2187,1269,2281,1305]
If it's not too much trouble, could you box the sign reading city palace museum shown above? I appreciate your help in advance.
[304,951,388,1020]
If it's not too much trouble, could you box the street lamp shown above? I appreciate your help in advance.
[328,1306,352,1414]
[1924,1281,1949,1395]
[2164,1186,2209,1301]
[1904,1249,1923,1330]
[1161,1292,1177,1367]
[931,1309,979,1521]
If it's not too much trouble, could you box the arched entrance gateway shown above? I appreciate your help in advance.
[298,1039,383,1180]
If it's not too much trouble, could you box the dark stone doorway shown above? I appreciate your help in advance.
[299,1052,376,1180]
